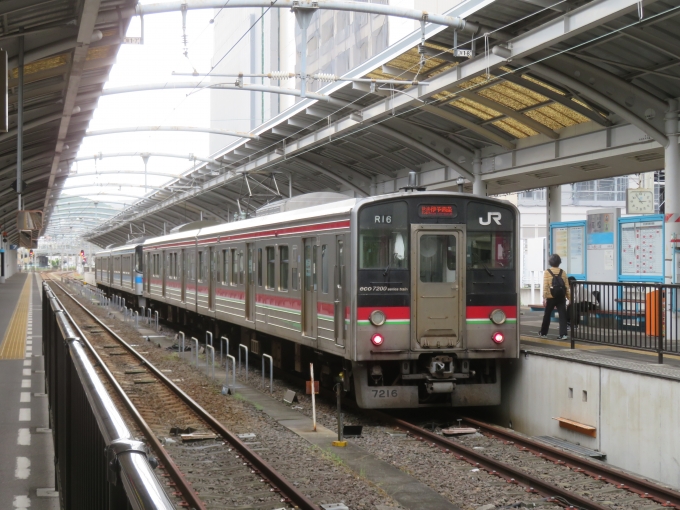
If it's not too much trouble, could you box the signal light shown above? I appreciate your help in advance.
[371,333,384,346]
[491,332,505,344]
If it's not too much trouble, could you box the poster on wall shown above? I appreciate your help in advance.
[587,213,614,249]
[621,220,663,276]
[551,224,585,276]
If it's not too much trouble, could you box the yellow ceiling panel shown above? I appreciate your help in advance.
[493,118,537,138]
[544,103,591,125]
[521,74,566,95]
[523,109,565,131]
[450,97,501,120]
[11,54,69,78]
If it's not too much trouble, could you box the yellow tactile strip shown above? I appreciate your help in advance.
[0,276,31,360]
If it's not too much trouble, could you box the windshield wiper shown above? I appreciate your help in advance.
[383,264,390,277]
[481,262,494,277]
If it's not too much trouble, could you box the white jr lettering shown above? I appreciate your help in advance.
[479,212,502,226]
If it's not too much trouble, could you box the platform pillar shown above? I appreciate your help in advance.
[472,150,486,196]
[665,99,680,284]
[546,185,562,262]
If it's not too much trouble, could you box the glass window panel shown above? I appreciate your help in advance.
[266,247,275,289]
[419,235,456,282]
[322,245,329,293]
[279,246,289,291]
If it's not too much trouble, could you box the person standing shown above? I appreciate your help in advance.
[538,254,570,340]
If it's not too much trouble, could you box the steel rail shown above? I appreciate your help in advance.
[46,280,206,510]
[48,278,320,510]
[463,417,680,509]
[376,414,612,510]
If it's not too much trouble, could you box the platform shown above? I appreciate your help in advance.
[519,308,680,372]
[0,273,58,509]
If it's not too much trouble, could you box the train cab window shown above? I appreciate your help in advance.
[279,246,289,291]
[135,247,143,272]
[359,201,409,269]
[266,247,275,290]
[420,235,456,282]
[321,245,329,293]
[257,249,263,286]
[467,232,513,269]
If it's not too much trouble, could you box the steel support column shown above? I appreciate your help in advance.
[665,99,679,284]
[16,34,23,210]
[472,150,486,196]
[547,185,562,263]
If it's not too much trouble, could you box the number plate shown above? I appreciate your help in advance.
[371,389,399,398]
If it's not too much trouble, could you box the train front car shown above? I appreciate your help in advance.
[351,193,519,408]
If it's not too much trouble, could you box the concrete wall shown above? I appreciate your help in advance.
[488,354,680,489]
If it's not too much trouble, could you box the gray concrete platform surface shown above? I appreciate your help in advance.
[0,273,59,509]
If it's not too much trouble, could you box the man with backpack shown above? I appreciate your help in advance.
[538,254,571,340]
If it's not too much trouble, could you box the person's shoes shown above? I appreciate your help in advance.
[557,335,569,340]
[537,333,548,338]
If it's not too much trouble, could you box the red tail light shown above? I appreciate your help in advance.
[492,332,505,344]
[371,333,385,346]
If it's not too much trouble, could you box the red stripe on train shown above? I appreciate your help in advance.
[357,306,410,320]
[466,305,517,319]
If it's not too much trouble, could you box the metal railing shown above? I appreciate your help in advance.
[43,283,175,509]
[570,281,680,363]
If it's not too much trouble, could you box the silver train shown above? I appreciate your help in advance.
[95,190,519,408]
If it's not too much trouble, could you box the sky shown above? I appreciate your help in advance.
[62,3,217,210]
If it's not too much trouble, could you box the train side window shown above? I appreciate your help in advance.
[222,250,228,284]
[198,251,204,282]
[266,247,275,290]
[174,253,178,279]
[321,245,329,293]
[230,249,237,284]
[239,250,245,284]
[257,248,263,286]
[279,246,289,291]
[292,245,299,291]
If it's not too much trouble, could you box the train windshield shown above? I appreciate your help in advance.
[467,231,513,269]
[359,201,409,269]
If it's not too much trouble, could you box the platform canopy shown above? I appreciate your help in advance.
[46,0,679,248]
[0,0,136,244]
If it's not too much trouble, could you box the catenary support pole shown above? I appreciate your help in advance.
[546,185,562,264]
[472,150,486,197]
[665,99,679,285]
[16,34,24,210]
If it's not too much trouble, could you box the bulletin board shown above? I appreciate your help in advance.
[550,221,586,279]
[618,215,664,282]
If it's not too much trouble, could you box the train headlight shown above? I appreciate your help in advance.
[369,310,386,326]
[491,332,505,344]
[490,308,506,325]
[371,333,385,346]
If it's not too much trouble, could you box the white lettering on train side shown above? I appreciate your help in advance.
[374,215,392,223]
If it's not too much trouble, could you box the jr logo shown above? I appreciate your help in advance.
[479,212,502,226]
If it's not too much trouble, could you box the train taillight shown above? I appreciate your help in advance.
[491,332,505,344]
[371,333,385,346]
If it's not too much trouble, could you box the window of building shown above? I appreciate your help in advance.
[279,246,289,291]
[266,247,276,289]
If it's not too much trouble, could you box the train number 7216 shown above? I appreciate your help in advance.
[372,389,398,398]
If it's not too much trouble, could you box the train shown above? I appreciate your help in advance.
[94,188,519,408]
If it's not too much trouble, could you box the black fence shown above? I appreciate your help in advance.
[570,281,680,363]
[43,283,175,509]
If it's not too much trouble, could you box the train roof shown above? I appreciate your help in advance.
[95,243,140,256]
[142,197,360,247]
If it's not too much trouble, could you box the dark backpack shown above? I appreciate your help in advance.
[549,269,566,301]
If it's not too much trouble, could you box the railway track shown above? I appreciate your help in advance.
[225,356,678,510]
[45,277,319,510]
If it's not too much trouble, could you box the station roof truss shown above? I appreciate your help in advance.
[63,0,680,248]
[0,0,137,244]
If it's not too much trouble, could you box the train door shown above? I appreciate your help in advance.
[412,226,464,350]
[334,235,346,346]
[209,247,216,310]
[145,253,150,292]
[302,238,318,342]
[245,244,255,322]
[180,249,186,302]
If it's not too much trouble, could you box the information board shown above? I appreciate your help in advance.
[550,222,585,278]
[587,213,614,249]
[620,220,663,277]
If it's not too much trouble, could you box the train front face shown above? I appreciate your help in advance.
[351,192,519,408]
